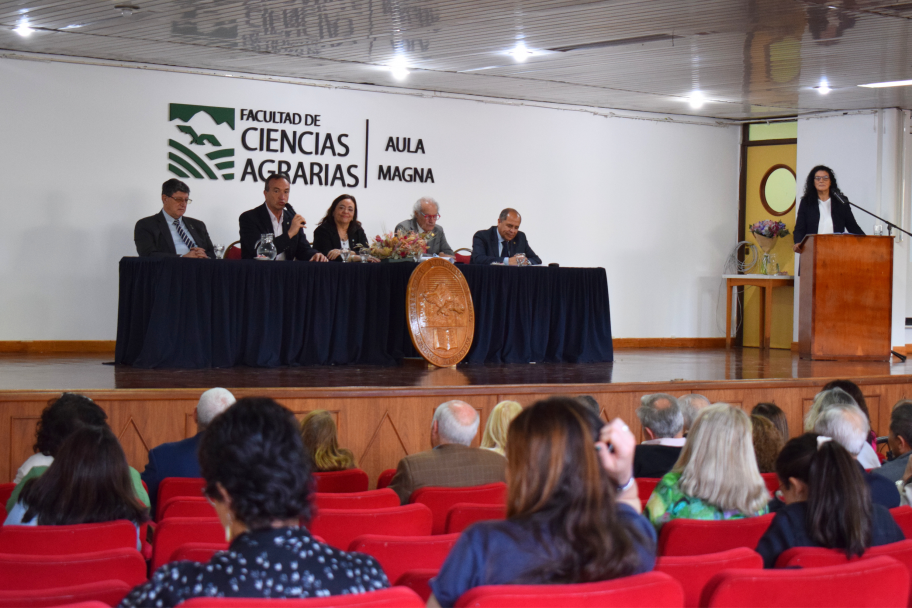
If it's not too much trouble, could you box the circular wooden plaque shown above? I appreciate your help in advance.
[406,258,475,367]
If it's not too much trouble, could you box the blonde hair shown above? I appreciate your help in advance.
[673,403,769,515]
[300,410,355,472]
[481,401,523,455]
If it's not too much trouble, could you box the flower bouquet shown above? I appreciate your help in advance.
[367,230,432,262]
[749,220,790,275]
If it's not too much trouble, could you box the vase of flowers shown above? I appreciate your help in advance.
[749,220,790,275]
[369,230,432,262]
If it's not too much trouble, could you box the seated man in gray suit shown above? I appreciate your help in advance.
[388,400,506,504]
[134,179,214,258]
[394,196,454,257]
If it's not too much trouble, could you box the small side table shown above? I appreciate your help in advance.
[723,274,795,349]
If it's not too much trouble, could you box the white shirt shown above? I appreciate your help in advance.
[269,209,287,261]
[817,198,835,235]
[162,209,192,255]
[341,238,350,250]
[641,437,687,447]
[13,453,54,484]
[857,442,882,470]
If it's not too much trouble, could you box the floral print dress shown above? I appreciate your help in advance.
[646,471,769,531]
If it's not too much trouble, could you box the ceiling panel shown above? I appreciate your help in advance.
[1,0,911,119]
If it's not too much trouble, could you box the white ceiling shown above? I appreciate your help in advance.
[2,0,912,120]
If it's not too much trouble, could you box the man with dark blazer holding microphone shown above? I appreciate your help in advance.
[238,173,328,262]
[471,208,542,265]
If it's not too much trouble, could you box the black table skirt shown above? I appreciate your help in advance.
[115,258,613,368]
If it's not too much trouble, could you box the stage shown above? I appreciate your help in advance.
[2,347,911,486]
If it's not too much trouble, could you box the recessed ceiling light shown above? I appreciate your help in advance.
[689,91,705,109]
[13,20,33,37]
[388,56,410,80]
[115,4,140,17]
[509,42,533,63]
[859,79,912,88]
[816,78,831,94]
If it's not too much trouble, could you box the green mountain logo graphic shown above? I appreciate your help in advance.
[168,104,235,180]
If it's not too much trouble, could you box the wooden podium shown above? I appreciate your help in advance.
[799,235,893,361]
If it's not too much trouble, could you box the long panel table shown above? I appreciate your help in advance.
[115,257,614,368]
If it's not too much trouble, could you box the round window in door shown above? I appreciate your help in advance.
[760,164,796,216]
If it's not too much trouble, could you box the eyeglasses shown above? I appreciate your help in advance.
[419,212,440,220]
[814,176,831,182]
[167,195,192,204]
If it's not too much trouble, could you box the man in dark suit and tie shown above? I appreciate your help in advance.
[471,208,542,265]
[134,179,214,258]
[238,173,328,262]
[141,387,235,509]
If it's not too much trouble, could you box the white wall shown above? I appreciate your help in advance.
[795,110,912,347]
[0,57,740,341]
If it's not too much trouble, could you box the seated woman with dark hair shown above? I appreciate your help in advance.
[121,398,388,606]
[5,425,150,540]
[756,433,904,568]
[751,402,789,444]
[8,393,148,512]
[752,415,784,474]
[428,397,655,608]
[300,409,356,472]
[312,194,371,262]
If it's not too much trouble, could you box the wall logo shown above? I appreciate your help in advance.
[168,104,235,181]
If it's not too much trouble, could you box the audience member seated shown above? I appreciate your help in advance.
[141,387,235,507]
[751,402,790,444]
[121,398,389,606]
[876,400,912,484]
[312,194,371,262]
[388,400,506,505]
[13,392,107,483]
[4,425,150,544]
[813,403,900,508]
[823,379,878,450]
[428,397,656,608]
[755,433,904,568]
[300,409,356,472]
[8,395,149,512]
[806,387,880,469]
[678,394,711,435]
[394,196,455,257]
[575,395,601,416]
[480,401,523,456]
[633,393,685,479]
[646,404,770,530]
[752,415,784,474]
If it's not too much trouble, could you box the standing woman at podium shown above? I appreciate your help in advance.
[793,165,865,253]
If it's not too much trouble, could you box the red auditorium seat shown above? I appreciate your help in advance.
[637,477,661,509]
[159,497,219,519]
[179,587,425,607]
[444,503,506,534]
[760,472,780,495]
[655,547,763,608]
[701,556,908,608]
[0,520,138,554]
[453,248,472,264]
[377,469,396,489]
[0,548,147,590]
[224,241,242,260]
[454,571,685,607]
[171,542,229,564]
[395,569,438,602]
[0,581,132,607]
[309,504,433,550]
[658,514,775,556]
[151,517,226,571]
[893,506,912,539]
[155,477,206,520]
[348,533,459,583]
[0,482,15,521]
[314,489,400,510]
[410,483,507,535]
[312,469,370,493]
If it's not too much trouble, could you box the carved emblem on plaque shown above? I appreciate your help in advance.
[406,258,475,367]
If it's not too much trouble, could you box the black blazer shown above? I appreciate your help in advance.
[793,192,865,245]
[470,226,542,265]
[312,221,369,261]
[134,212,214,258]
[238,203,319,261]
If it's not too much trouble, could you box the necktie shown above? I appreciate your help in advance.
[501,241,510,258]
[173,219,196,250]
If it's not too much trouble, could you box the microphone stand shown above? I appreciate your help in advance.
[831,190,909,362]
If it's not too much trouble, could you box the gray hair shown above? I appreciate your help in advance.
[197,388,236,428]
[433,400,479,446]
[679,394,711,432]
[636,393,683,438]
[413,197,439,215]
[814,403,869,456]
[804,388,858,432]
[498,208,521,222]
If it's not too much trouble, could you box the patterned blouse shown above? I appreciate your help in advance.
[119,527,389,607]
[646,471,769,531]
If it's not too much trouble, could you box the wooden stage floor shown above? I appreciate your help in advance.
[2,347,912,391]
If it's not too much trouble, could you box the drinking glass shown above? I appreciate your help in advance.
[340,245,352,263]
[213,244,226,259]
[874,224,885,236]
[515,253,527,267]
